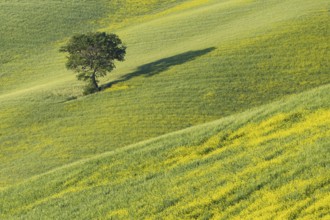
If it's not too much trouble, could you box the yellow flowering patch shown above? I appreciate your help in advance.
[107,209,129,219]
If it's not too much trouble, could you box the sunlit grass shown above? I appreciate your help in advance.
[99,0,201,31]
[0,84,329,219]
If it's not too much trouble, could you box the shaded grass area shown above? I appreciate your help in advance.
[0,84,329,219]
[103,47,216,88]
[0,1,329,187]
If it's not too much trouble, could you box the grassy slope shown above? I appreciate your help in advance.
[0,0,189,94]
[0,0,329,188]
[0,84,329,219]
[0,0,190,186]
[0,0,108,94]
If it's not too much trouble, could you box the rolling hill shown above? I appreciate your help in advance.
[1,80,329,219]
[0,0,329,219]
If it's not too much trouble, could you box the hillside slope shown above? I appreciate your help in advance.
[0,0,329,188]
[0,0,329,218]
[1,84,329,219]
[0,0,190,94]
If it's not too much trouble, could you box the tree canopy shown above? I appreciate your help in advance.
[60,32,126,94]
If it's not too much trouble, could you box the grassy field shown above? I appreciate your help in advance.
[0,0,329,218]
[1,83,329,219]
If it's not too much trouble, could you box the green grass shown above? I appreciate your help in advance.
[1,84,329,219]
[0,0,194,186]
[1,0,329,187]
[0,0,329,218]
[0,0,190,94]
[0,0,109,92]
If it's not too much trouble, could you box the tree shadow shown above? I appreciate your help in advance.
[101,47,216,89]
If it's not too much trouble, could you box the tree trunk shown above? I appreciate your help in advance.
[90,73,100,91]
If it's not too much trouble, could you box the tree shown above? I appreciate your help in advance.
[60,32,126,94]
